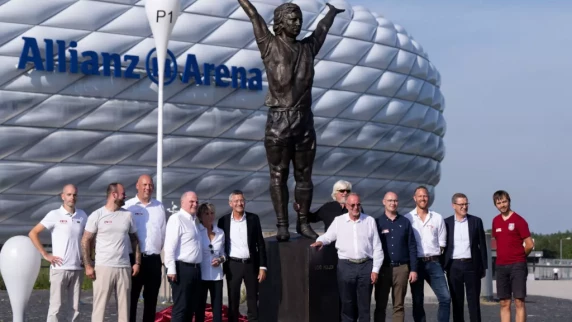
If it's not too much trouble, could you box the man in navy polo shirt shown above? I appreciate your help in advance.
[492,190,534,322]
[374,191,418,322]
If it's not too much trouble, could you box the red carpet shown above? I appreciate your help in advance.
[155,304,248,322]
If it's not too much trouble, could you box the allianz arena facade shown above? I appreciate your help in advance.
[0,0,445,241]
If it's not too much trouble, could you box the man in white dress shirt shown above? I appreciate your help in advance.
[29,184,87,322]
[125,174,166,322]
[311,193,383,322]
[164,191,203,322]
[405,186,451,322]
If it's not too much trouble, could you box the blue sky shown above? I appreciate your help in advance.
[350,0,572,233]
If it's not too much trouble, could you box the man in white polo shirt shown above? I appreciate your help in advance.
[81,182,141,322]
[125,174,166,322]
[29,184,87,322]
[405,186,451,322]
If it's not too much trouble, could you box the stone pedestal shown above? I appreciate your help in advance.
[259,234,340,322]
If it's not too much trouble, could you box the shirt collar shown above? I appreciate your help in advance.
[454,215,468,223]
[231,211,246,222]
[383,212,400,221]
[134,196,156,207]
[180,208,197,220]
[59,205,76,217]
[411,208,433,219]
[344,213,364,222]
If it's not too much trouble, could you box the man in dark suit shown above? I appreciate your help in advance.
[218,190,267,322]
[444,193,488,322]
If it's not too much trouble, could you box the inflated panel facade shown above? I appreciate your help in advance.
[0,0,446,240]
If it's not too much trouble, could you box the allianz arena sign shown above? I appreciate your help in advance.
[16,37,264,90]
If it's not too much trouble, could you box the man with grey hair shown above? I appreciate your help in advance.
[218,190,267,322]
[164,191,203,322]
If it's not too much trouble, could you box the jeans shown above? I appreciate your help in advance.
[410,260,451,322]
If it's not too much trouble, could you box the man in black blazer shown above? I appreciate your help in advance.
[217,190,267,322]
[444,193,488,322]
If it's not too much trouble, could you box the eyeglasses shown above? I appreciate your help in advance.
[347,203,361,208]
[337,189,351,194]
[208,244,214,254]
[454,203,469,207]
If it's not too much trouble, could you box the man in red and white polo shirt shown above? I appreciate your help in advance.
[491,190,534,322]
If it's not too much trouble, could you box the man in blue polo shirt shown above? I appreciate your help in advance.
[374,191,418,322]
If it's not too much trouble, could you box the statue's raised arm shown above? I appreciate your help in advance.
[238,0,271,42]
[308,3,345,54]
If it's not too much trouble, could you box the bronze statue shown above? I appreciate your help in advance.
[238,0,345,241]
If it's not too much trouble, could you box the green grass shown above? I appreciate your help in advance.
[0,260,93,291]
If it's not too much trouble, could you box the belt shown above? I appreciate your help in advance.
[142,253,161,258]
[383,261,409,267]
[229,257,251,263]
[453,258,472,262]
[343,258,371,264]
[419,256,440,262]
[176,261,200,268]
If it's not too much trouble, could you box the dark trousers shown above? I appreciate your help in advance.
[170,261,202,322]
[374,264,410,322]
[129,254,162,322]
[337,259,373,322]
[410,259,451,322]
[226,260,259,322]
[447,260,481,322]
[196,280,224,322]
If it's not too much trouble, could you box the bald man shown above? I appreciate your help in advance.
[374,192,418,322]
[124,174,167,322]
[29,184,88,322]
[164,191,203,322]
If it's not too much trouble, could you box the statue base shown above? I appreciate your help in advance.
[259,234,340,322]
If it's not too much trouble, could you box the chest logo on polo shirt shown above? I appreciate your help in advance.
[508,223,515,231]
[59,220,67,223]
[76,220,81,223]
[382,229,389,234]
[496,228,502,232]
[134,212,144,216]
[104,220,113,224]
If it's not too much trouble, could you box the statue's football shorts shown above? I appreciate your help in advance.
[264,107,316,151]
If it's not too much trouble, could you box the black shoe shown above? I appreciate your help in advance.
[276,225,290,242]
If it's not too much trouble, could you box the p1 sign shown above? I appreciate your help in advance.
[145,0,181,83]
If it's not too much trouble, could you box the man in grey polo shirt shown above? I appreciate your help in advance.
[29,184,87,322]
[81,182,141,322]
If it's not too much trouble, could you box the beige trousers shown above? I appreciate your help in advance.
[92,266,131,322]
[47,269,83,322]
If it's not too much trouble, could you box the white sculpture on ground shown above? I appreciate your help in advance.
[0,235,42,322]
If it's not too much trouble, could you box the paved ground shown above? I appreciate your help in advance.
[1,290,572,321]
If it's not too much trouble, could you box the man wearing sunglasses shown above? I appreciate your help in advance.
[311,193,383,322]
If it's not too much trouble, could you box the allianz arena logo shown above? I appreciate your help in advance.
[16,37,263,91]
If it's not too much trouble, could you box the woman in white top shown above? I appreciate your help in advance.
[196,203,226,322]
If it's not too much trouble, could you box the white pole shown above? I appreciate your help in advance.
[145,0,181,304]
[481,233,494,301]
[145,0,181,203]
